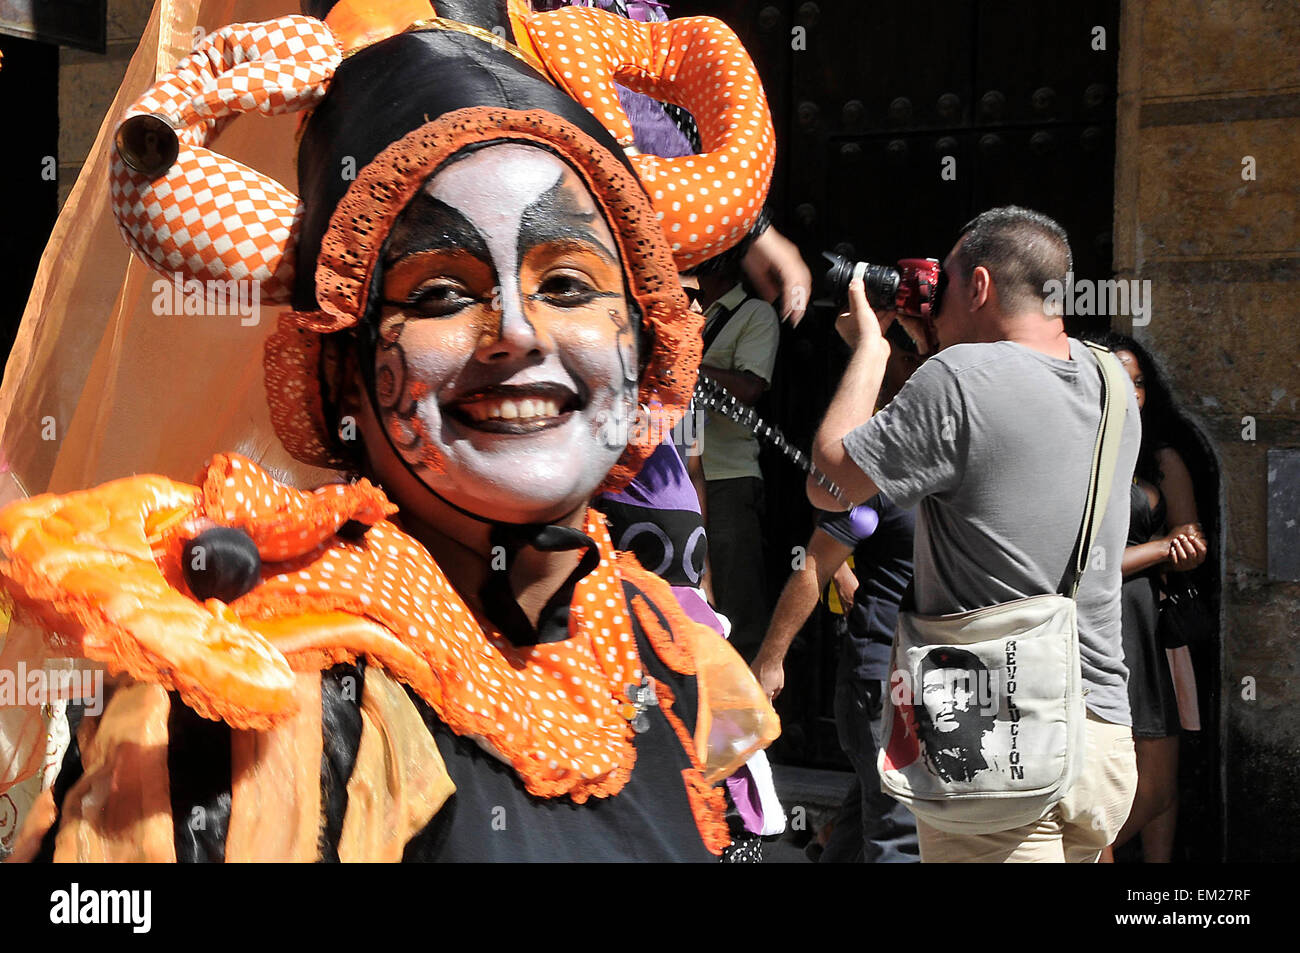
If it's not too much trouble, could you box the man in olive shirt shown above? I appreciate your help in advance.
[698,271,780,660]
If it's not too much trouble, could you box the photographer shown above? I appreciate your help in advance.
[807,207,1142,863]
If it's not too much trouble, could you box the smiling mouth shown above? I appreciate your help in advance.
[444,383,584,434]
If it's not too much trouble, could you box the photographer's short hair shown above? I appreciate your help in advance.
[955,206,1073,314]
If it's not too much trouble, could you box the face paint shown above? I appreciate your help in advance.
[374,143,637,524]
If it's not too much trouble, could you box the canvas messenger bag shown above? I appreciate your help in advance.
[876,342,1129,834]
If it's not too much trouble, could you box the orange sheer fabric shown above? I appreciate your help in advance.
[0,0,322,844]
[0,0,335,504]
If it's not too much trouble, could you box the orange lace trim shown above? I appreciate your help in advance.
[199,454,395,561]
[618,555,735,854]
[0,475,298,731]
[0,455,720,803]
[653,679,730,857]
[262,320,354,471]
[618,553,699,677]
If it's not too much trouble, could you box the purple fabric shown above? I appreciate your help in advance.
[532,0,670,21]
[600,440,700,512]
[670,584,725,637]
[847,503,881,539]
[617,85,693,157]
[536,2,692,158]
[725,767,765,833]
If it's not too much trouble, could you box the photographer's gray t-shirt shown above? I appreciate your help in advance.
[843,338,1141,725]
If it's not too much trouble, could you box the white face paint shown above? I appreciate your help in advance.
[372,143,638,525]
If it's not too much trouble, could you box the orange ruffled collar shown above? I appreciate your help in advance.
[1,453,708,803]
[213,455,652,802]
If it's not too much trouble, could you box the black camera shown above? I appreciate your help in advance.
[822,251,947,321]
[822,252,901,311]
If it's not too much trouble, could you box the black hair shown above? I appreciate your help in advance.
[917,646,987,681]
[954,206,1073,314]
[1081,329,1185,485]
[914,646,997,735]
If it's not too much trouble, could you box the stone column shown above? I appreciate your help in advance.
[1114,0,1300,861]
[57,0,152,209]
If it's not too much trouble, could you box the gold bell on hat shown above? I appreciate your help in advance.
[114,113,181,178]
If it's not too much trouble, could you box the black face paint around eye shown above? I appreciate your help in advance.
[517,176,619,266]
[385,196,492,267]
[364,144,639,525]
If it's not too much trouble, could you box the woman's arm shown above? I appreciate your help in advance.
[1156,447,1208,572]
[1121,538,1174,578]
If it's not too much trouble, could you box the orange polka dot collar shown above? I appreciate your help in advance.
[0,453,709,802]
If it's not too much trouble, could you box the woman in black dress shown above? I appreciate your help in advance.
[1090,332,1207,862]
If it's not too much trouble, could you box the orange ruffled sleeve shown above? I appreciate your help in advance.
[0,454,399,731]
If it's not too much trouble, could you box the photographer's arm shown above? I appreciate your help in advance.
[808,280,890,510]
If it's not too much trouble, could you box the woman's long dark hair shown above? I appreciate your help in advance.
[1083,330,1184,485]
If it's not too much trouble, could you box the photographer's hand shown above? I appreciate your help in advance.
[835,279,889,352]
[895,313,936,356]
[810,279,890,510]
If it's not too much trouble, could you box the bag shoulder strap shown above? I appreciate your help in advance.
[1060,342,1129,599]
[701,289,751,354]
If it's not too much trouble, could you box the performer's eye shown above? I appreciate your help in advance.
[533,271,601,308]
[403,279,478,317]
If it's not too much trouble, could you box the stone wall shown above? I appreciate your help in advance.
[1115,0,1300,860]
[57,0,152,209]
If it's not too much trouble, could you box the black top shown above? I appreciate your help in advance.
[1126,479,1167,548]
[1121,479,1180,738]
[816,495,916,682]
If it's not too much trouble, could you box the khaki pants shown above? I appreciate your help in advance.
[916,713,1137,863]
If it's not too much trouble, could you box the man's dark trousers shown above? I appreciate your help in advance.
[705,476,767,662]
[821,656,920,863]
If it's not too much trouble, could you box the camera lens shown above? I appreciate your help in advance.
[821,251,900,310]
